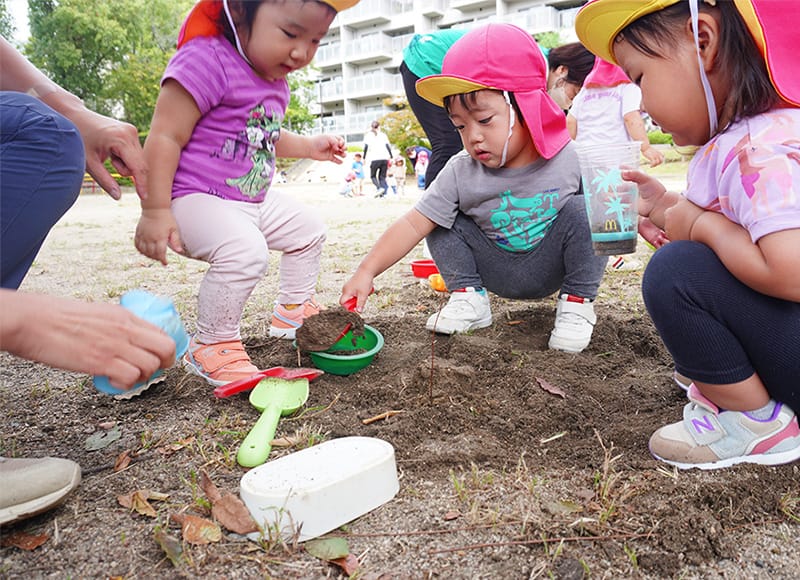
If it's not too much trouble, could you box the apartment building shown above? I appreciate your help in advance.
[315,0,586,143]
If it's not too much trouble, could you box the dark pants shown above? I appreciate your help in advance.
[1,92,84,288]
[370,159,388,195]
[426,196,606,300]
[642,241,800,412]
[400,61,464,189]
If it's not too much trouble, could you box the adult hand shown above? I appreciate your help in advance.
[75,108,148,201]
[0,291,176,391]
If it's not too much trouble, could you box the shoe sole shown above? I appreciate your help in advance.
[651,445,800,470]
[181,354,229,388]
[425,316,492,335]
[0,465,81,525]
[547,336,590,353]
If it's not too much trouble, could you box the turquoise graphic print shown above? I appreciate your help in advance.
[489,189,559,251]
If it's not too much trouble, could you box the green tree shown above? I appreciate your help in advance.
[285,68,316,134]
[380,105,428,172]
[0,0,15,40]
[25,0,191,128]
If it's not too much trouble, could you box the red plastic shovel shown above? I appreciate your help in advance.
[335,287,375,342]
[213,366,324,398]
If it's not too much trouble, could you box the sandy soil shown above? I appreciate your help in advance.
[1,176,798,579]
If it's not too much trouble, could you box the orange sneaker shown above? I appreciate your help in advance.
[182,338,259,387]
[269,298,322,340]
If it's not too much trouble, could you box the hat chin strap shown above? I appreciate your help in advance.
[690,0,718,138]
[223,0,255,67]
[499,91,516,167]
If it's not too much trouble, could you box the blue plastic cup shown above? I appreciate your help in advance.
[93,290,189,396]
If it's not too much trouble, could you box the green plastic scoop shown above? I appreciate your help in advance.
[237,377,309,468]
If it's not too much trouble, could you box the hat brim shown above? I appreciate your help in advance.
[323,0,360,11]
[575,0,678,64]
[415,75,495,107]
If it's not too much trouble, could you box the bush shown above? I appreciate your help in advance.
[648,130,673,145]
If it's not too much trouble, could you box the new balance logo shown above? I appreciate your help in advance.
[692,415,716,434]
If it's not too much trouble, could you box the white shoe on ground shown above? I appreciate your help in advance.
[425,288,492,334]
[0,457,81,525]
[548,293,596,353]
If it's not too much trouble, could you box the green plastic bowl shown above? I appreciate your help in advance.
[306,324,384,376]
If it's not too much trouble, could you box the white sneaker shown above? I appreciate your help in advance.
[426,288,492,334]
[548,294,596,353]
[0,457,81,525]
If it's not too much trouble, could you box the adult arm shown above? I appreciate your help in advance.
[0,290,176,391]
[0,37,147,200]
[341,209,436,311]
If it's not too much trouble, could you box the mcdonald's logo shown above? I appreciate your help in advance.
[603,219,619,232]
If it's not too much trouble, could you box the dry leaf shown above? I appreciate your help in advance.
[153,528,183,567]
[170,513,221,545]
[331,553,360,575]
[443,510,461,521]
[157,436,195,456]
[211,495,258,535]
[113,450,132,472]
[536,376,566,398]
[199,471,222,503]
[118,489,169,518]
[200,470,258,534]
[270,433,305,448]
[0,530,49,550]
[305,537,350,560]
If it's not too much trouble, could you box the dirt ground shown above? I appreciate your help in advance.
[1,176,798,579]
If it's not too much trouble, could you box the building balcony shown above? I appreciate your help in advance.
[419,0,447,17]
[319,79,345,103]
[519,5,557,33]
[340,0,393,29]
[345,72,403,100]
[315,42,343,68]
[344,33,394,64]
[448,0,496,10]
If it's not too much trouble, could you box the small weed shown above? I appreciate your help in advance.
[623,543,639,570]
[779,492,800,523]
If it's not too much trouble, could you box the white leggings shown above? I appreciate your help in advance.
[172,191,326,344]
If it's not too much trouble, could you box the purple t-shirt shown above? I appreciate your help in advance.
[163,36,290,203]
[686,108,800,243]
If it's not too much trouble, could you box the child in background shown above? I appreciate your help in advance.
[393,156,407,196]
[341,24,607,353]
[339,172,356,197]
[576,0,800,469]
[351,152,365,196]
[135,0,355,387]
[414,150,429,189]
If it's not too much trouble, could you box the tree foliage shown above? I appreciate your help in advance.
[380,103,429,167]
[0,0,15,40]
[21,0,318,137]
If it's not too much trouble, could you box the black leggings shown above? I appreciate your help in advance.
[400,61,464,189]
[369,160,388,194]
[642,240,800,412]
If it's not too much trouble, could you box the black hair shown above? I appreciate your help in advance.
[443,90,525,125]
[618,2,779,124]
[547,42,596,87]
[217,1,336,45]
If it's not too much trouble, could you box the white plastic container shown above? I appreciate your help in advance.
[240,436,399,541]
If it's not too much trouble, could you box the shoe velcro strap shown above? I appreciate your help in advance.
[192,342,251,374]
[683,402,727,446]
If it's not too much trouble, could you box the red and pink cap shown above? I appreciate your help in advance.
[415,23,570,159]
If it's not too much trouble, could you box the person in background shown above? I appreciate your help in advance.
[400,30,596,189]
[342,24,607,354]
[362,120,393,197]
[0,38,176,525]
[135,0,354,387]
[350,151,365,196]
[392,155,407,196]
[576,0,800,469]
[414,149,429,189]
[566,57,666,270]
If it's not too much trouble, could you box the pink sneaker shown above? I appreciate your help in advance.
[182,338,258,387]
[269,298,322,340]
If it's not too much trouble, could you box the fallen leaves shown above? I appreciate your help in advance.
[305,537,360,575]
[117,489,170,518]
[199,471,258,535]
[1,530,49,550]
[169,513,221,545]
[536,376,566,398]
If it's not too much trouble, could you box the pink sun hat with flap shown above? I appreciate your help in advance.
[583,58,632,89]
[415,23,571,160]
